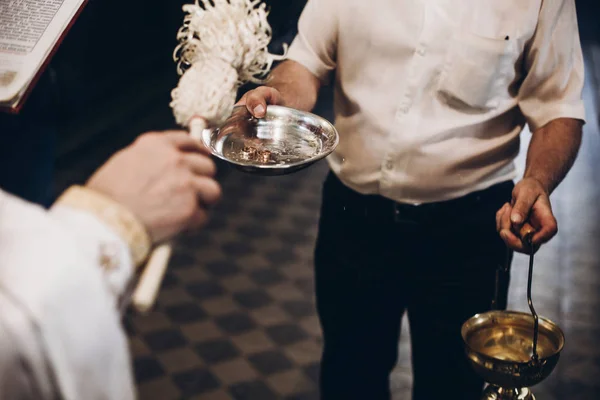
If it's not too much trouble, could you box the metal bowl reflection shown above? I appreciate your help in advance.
[202,105,339,175]
[461,311,564,389]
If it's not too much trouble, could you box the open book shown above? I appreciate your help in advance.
[0,0,87,113]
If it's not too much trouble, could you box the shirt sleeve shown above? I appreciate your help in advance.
[0,190,136,400]
[50,205,135,304]
[518,0,586,131]
[286,0,338,83]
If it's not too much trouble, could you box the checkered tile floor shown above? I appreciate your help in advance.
[125,162,337,399]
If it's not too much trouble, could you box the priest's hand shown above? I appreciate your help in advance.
[86,131,221,243]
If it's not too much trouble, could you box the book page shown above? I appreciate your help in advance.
[0,0,85,104]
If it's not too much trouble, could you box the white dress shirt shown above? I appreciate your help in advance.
[287,0,586,204]
[0,189,136,400]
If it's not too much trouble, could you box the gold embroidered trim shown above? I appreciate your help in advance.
[55,186,152,267]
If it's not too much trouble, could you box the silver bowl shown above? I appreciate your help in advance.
[202,105,339,175]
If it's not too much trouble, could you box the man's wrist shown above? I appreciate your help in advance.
[522,174,552,195]
[53,186,152,267]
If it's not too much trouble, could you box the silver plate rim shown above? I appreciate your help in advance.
[201,105,339,171]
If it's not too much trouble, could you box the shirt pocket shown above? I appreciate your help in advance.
[436,30,519,111]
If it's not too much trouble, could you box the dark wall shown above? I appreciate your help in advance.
[265,0,306,39]
[576,0,600,43]
[52,0,186,116]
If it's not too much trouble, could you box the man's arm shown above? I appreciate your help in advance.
[239,60,322,116]
[238,0,337,117]
[267,60,322,111]
[523,118,583,195]
[498,118,582,250]
[497,0,585,252]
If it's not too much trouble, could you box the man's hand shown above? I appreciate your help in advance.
[86,131,221,243]
[235,60,322,116]
[236,86,285,118]
[495,178,557,253]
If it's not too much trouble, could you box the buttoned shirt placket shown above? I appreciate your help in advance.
[379,6,433,204]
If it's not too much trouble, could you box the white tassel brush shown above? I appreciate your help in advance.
[132,0,285,313]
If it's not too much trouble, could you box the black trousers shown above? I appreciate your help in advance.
[314,172,513,400]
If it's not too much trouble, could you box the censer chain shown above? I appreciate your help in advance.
[526,235,540,363]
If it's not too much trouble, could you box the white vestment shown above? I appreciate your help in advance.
[0,189,136,399]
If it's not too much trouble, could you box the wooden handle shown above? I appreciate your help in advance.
[130,118,208,313]
[131,242,173,313]
[189,118,207,141]
[519,222,536,244]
